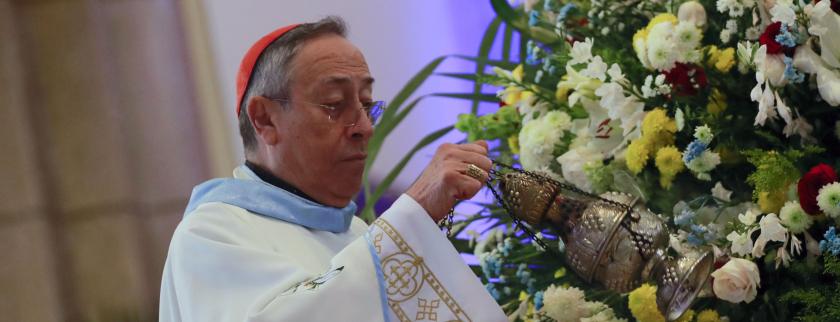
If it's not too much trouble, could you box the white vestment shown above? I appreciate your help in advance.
[160,166,506,322]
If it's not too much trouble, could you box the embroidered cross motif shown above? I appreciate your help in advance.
[416,298,440,321]
[374,232,384,254]
[384,255,423,300]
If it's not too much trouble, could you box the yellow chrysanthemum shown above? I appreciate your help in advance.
[626,138,651,175]
[508,135,520,154]
[628,284,665,322]
[696,309,722,322]
[658,175,675,190]
[656,146,685,176]
[708,46,736,73]
[647,132,676,154]
[707,88,728,116]
[642,108,677,136]
[674,310,696,322]
[647,13,678,31]
[758,189,787,214]
[656,146,685,189]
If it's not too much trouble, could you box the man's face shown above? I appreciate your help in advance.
[274,34,374,207]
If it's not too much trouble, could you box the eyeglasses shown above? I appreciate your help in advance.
[270,98,385,127]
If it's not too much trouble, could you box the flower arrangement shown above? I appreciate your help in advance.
[451,0,840,320]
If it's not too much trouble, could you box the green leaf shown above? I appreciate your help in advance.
[360,126,455,221]
[452,55,519,70]
[502,24,513,62]
[489,0,525,29]
[489,0,561,44]
[433,92,500,103]
[436,72,481,82]
[364,56,450,196]
[472,17,503,114]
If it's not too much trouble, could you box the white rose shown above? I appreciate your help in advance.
[679,1,708,27]
[711,257,761,303]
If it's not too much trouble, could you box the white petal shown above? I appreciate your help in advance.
[774,91,793,124]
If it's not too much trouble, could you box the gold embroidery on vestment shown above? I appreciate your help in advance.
[372,219,470,322]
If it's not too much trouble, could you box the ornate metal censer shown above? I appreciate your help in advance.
[486,163,713,321]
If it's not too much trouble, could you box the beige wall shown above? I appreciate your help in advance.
[0,0,229,321]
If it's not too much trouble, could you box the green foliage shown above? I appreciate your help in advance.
[781,256,840,322]
[456,105,521,142]
[743,149,801,196]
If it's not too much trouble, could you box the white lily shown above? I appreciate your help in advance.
[752,213,789,257]
[774,91,793,125]
[793,42,840,106]
[808,0,840,69]
[569,38,594,65]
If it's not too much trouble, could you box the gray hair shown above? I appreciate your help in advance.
[238,16,348,153]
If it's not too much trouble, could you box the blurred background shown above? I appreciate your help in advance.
[0,0,497,321]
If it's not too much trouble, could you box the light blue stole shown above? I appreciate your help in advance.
[183,165,356,233]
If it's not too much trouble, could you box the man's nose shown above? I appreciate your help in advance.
[347,109,374,140]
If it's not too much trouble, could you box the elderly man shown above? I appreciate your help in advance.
[159,17,506,321]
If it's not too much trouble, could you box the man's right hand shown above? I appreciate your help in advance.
[406,141,492,222]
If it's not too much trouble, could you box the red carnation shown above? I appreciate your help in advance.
[798,163,839,215]
[663,63,708,96]
[759,22,785,55]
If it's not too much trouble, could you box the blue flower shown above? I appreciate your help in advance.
[783,56,805,84]
[485,283,501,300]
[557,3,576,22]
[480,253,503,278]
[529,10,540,27]
[526,278,537,295]
[499,238,514,257]
[686,224,710,246]
[683,140,708,164]
[542,58,553,71]
[775,24,798,48]
[526,41,542,65]
[821,227,840,256]
[686,233,705,246]
[534,291,545,310]
[515,263,531,284]
[674,208,696,226]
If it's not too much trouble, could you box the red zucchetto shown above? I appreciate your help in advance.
[235,24,300,116]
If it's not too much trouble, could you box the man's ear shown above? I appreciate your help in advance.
[246,96,282,145]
